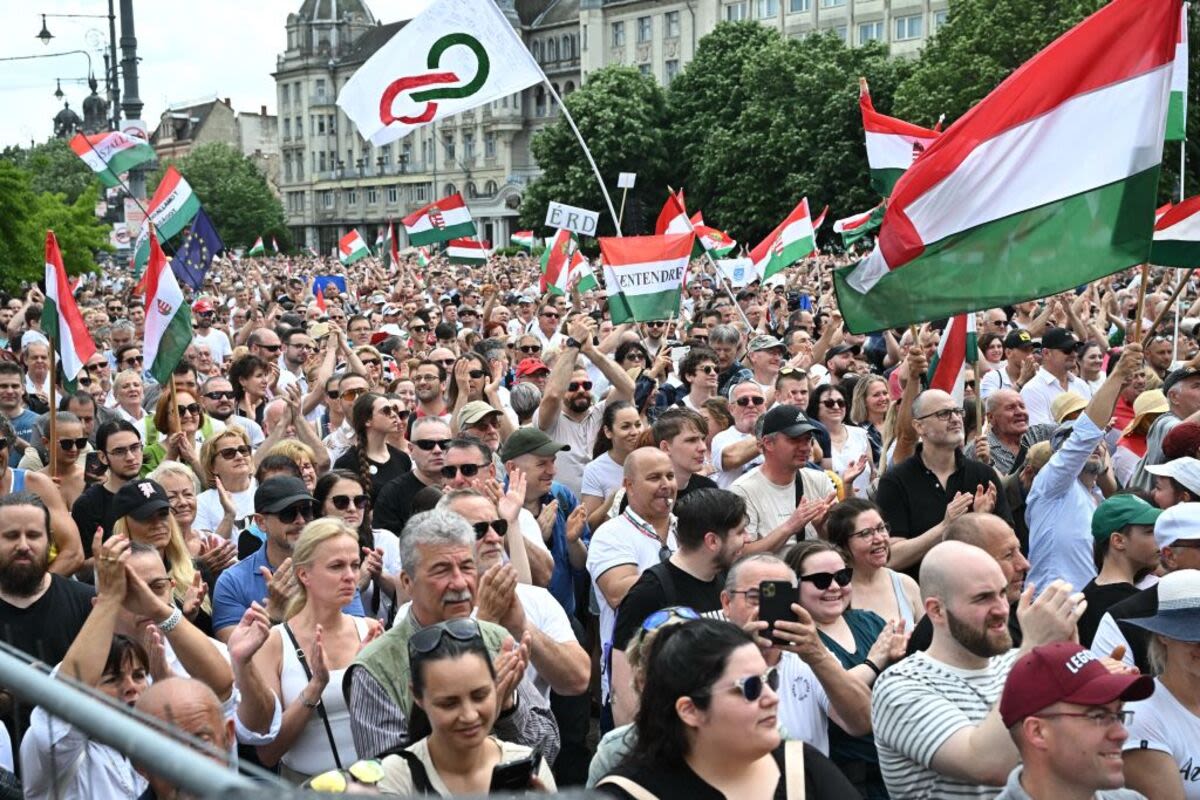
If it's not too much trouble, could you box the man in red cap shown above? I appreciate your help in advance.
[514,357,550,392]
[995,641,1153,799]
[190,297,232,366]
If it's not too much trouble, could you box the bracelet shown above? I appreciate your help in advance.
[303,692,322,709]
[863,658,882,677]
[157,606,184,634]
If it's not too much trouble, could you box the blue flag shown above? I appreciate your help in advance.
[313,275,347,297]
[170,209,224,291]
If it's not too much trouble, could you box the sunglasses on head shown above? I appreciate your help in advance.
[177,403,201,417]
[58,437,90,451]
[471,519,508,539]
[205,390,236,401]
[735,395,766,407]
[275,501,315,524]
[330,494,368,511]
[641,606,701,632]
[568,381,593,392]
[409,618,483,657]
[414,439,451,451]
[218,445,252,460]
[800,567,854,590]
[441,463,486,479]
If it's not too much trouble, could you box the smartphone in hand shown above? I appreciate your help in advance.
[758,580,798,645]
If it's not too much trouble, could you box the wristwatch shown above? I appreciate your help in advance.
[564,337,582,350]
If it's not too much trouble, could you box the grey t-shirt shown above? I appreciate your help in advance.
[994,766,1147,799]
[1129,411,1181,490]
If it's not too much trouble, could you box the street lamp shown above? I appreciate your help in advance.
[37,14,53,45]
[54,79,64,100]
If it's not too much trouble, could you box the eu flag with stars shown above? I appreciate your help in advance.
[171,209,224,291]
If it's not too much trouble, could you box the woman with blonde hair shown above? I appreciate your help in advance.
[849,374,890,467]
[247,518,379,783]
[265,439,320,492]
[353,345,385,389]
[149,459,238,576]
[112,369,147,424]
[141,388,224,477]
[194,426,257,537]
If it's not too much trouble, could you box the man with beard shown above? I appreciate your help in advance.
[200,376,264,445]
[986,389,1031,475]
[411,360,450,421]
[1026,344,1143,594]
[871,541,1088,799]
[190,298,233,366]
[373,417,450,537]
[0,493,94,749]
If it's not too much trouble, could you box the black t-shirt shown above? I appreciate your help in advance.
[612,560,724,652]
[1079,579,1139,648]
[72,482,117,559]
[333,445,413,502]
[373,470,437,537]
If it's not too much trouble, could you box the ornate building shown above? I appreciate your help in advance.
[150,98,281,191]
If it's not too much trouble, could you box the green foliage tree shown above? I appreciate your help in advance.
[0,138,97,205]
[149,142,284,250]
[520,66,670,236]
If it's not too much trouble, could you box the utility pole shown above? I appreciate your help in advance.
[119,0,144,198]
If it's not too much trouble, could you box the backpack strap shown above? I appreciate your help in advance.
[784,739,806,800]
[283,623,343,770]
[390,749,435,794]
[595,775,660,800]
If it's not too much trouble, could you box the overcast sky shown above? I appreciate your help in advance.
[1,0,433,149]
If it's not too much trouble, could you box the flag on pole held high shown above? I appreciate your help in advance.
[834,204,886,247]
[750,198,818,284]
[248,236,266,256]
[835,0,1180,334]
[402,193,476,245]
[511,230,536,249]
[142,229,193,385]
[811,205,829,231]
[447,238,491,265]
[69,131,155,188]
[417,247,432,268]
[337,0,545,147]
[272,236,280,253]
[655,190,690,235]
[860,78,941,197]
[690,212,736,257]
[600,233,692,323]
[1152,194,1200,267]
[541,229,578,294]
[338,230,371,265]
[928,314,977,405]
[1167,3,1190,142]
[131,166,202,270]
[170,208,224,291]
[42,231,97,390]
[383,220,400,268]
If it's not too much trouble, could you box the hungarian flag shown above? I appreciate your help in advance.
[860,78,941,197]
[834,204,886,247]
[541,229,582,294]
[339,230,371,265]
[337,0,544,146]
[690,212,736,257]
[41,231,97,390]
[417,247,432,268]
[511,230,535,249]
[572,256,599,293]
[272,236,280,253]
[248,236,266,256]
[835,0,1180,334]
[750,198,818,284]
[655,190,691,235]
[403,193,476,245]
[811,205,829,231]
[383,220,400,268]
[131,166,202,270]
[600,233,692,323]
[142,229,192,385]
[1152,194,1200,267]
[447,238,490,265]
[1168,3,1190,141]
[69,131,155,189]
[928,315,978,405]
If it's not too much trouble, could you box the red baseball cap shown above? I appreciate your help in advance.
[192,298,214,314]
[515,357,550,378]
[999,642,1154,728]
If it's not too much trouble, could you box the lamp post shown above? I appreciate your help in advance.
[36,5,120,132]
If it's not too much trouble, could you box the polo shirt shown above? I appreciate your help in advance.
[1019,366,1093,427]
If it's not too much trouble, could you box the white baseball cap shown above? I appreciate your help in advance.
[1152,501,1200,549]
[1146,457,1200,497]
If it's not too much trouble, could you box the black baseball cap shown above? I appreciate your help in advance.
[824,343,860,361]
[1163,365,1200,395]
[254,476,314,515]
[1003,329,1034,349]
[761,405,819,438]
[1041,327,1079,351]
[498,428,569,461]
[111,479,171,522]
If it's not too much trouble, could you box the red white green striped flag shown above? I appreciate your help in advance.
[41,231,97,389]
[600,233,692,323]
[1167,3,1189,142]
[402,193,476,245]
[750,198,818,284]
[860,78,941,197]
[511,230,536,249]
[131,166,202,271]
[1152,194,1200,267]
[417,247,432,268]
[447,238,490,265]
[339,230,371,265]
[142,229,193,385]
[69,131,155,189]
[835,0,1180,334]
[690,212,736,257]
[540,229,577,294]
[928,314,978,405]
[655,190,690,235]
[834,204,886,247]
[248,236,266,256]
[383,220,400,269]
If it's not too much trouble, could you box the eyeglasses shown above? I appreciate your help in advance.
[697,667,780,702]
[567,381,593,392]
[330,494,369,511]
[341,387,367,402]
[274,501,315,524]
[735,396,766,407]
[1036,710,1135,727]
[409,618,483,656]
[917,407,965,422]
[821,398,846,409]
[800,567,854,590]
[541,312,561,319]
[410,326,428,334]
[646,321,666,328]
[728,588,763,604]
[258,344,282,353]
[624,352,646,363]
[107,442,143,458]
[441,463,487,479]
[467,369,487,379]
[218,445,253,460]
[850,522,890,541]
[58,437,89,451]
[519,345,542,354]
[360,358,381,367]
[205,390,236,401]
[471,519,508,539]
[177,403,201,417]
[693,365,717,375]
[640,606,700,631]
[326,390,340,399]
[122,356,144,366]
[414,439,452,451]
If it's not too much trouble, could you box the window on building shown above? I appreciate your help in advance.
[639,63,652,76]
[281,89,289,110]
[612,21,625,47]
[463,132,475,161]
[832,24,847,41]
[665,11,680,37]
[443,134,455,161]
[564,80,575,94]
[346,188,357,206]
[562,34,572,59]
[466,182,477,198]
[757,0,779,18]
[367,187,377,205]
[789,0,810,12]
[535,85,547,117]
[387,186,398,204]
[402,141,413,169]
[322,190,333,209]
[859,21,884,43]
[725,2,748,21]
[485,180,498,196]
[381,144,392,167]
[283,155,292,182]
[444,183,457,198]
[665,60,680,85]
[328,114,336,134]
[315,78,326,99]
[819,0,844,7]
[548,38,559,61]
[933,9,948,30]
[894,14,923,40]
[484,132,496,158]
[283,118,291,139]
[533,40,543,61]
[637,16,652,43]
[296,154,303,180]
[317,116,326,135]
[415,184,428,202]
[318,151,326,172]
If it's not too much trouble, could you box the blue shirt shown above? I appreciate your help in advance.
[211,541,365,632]
[8,408,38,467]
[533,481,590,616]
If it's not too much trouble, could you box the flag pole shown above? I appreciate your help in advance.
[1133,264,1151,343]
[542,80,623,238]
[617,187,629,234]
[666,186,755,330]
[47,343,58,480]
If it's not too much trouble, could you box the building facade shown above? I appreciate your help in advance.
[150,98,281,191]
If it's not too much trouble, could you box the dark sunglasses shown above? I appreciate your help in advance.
[76,375,93,387]
[376,405,401,418]
[467,369,487,379]
[205,390,236,401]
[624,352,646,362]
[122,356,144,366]
[441,463,486,479]
[568,381,593,392]
[696,365,717,375]
[59,437,90,451]
[326,390,340,399]
[735,396,766,407]
[541,312,561,319]
[177,403,201,417]
[435,359,456,367]
[330,494,369,511]
[800,567,854,590]
[821,399,846,409]
[360,358,382,367]
[409,618,483,656]
[410,326,428,333]
[275,501,315,524]
[471,519,508,539]
[414,439,452,451]
[646,321,666,328]
[259,344,282,353]
[218,445,253,460]
[519,345,542,354]
[641,606,701,631]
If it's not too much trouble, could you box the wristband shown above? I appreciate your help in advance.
[863,658,882,676]
[157,606,184,634]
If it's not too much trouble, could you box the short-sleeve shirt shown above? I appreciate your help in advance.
[193,481,257,538]
[7,408,38,467]
[872,649,1019,800]
[710,426,761,488]
[72,483,117,558]
[611,560,724,653]
[581,452,624,500]
[538,402,606,496]
[729,466,836,546]
[1123,679,1200,800]
[776,651,833,755]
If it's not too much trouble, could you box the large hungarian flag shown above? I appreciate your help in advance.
[248,237,266,256]
[541,229,578,294]
[142,229,193,385]
[1152,194,1200,266]
[928,314,978,404]
[132,166,202,270]
[511,230,535,249]
[403,193,476,245]
[339,230,371,265]
[750,199,818,283]
[69,131,155,188]
[655,190,691,235]
[600,233,692,323]
[860,78,941,197]
[834,204,886,247]
[691,212,736,257]
[835,0,1180,333]
[337,0,544,146]
[1168,3,1190,141]
[447,238,490,265]
[41,231,97,389]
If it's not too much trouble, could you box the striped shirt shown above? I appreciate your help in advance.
[872,649,1018,799]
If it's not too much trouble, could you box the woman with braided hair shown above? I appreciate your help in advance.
[332,392,412,502]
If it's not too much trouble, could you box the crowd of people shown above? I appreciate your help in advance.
[0,247,1197,799]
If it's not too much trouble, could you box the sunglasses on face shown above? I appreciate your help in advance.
[471,519,508,539]
[800,567,854,590]
[441,463,486,479]
[519,345,542,354]
[107,442,143,458]
[695,365,717,375]
[58,437,89,451]
[435,359,456,367]
[77,375,93,387]
[624,352,646,362]
[414,439,451,451]
[360,358,381,367]
[275,502,315,524]
[258,343,282,353]
[465,369,487,380]
[821,398,846,409]
[568,381,593,392]
[375,405,402,419]
[326,390,340,399]
[122,356,144,366]
[177,403,201,417]
[330,494,369,511]
[341,388,367,402]
[735,396,766,407]
[204,390,236,401]
[646,321,666,328]
[541,312,561,320]
[410,326,428,334]
[702,667,780,703]
[218,445,253,460]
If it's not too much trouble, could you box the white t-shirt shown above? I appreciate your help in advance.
[711,426,761,488]
[194,480,257,537]
[729,466,835,545]
[516,509,553,554]
[1123,679,1200,799]
[776,651,832,756]
[830,425,872,496]
[580,452,624,500]
[192,328,232,365]
[538,402,606,496]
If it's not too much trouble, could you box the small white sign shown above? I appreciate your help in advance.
[716,258,754,288]
[545,201,600,236]
[617,172,637,189]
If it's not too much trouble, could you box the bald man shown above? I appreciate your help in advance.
[585,447,678,729]
[134,678,234,800]
[872,541,1086,800]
